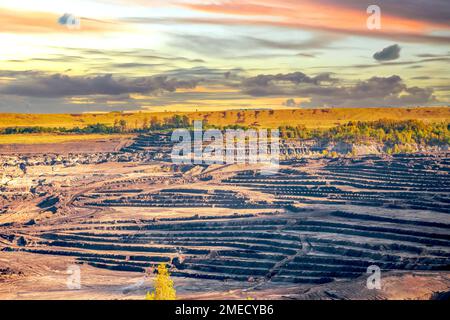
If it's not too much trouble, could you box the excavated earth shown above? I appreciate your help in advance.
[0,133,449,300]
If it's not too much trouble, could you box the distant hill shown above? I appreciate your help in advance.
[0,107,449,129]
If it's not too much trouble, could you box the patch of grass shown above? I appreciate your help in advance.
[0,107,448,129]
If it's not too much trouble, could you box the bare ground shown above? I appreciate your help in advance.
[0,136,133,155]
[1,140,449,300]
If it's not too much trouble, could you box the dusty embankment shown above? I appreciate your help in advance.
[0,135,134,155]
[2,251,449,300]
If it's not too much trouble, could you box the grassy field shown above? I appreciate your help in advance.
[1,107,449,129]
[0,134,132,145]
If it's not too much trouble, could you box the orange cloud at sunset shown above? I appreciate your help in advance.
[181,0,450,43]
[0,8,120,34]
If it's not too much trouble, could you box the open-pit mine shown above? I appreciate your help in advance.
[1,133,449,300]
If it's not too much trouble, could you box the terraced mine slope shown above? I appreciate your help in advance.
[0,134,449,299]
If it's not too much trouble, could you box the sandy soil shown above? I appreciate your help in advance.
[1,150,449,300]
[1,251,448,300]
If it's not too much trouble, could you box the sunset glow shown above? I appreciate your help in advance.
[1,0,449,113]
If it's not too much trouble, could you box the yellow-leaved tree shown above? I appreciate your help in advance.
[145,263,176,300]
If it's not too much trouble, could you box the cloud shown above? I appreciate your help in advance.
[175,0,450,44]
[411,76,431,80]
[72,48,206,64]
[296,53,317,58]
[0,8,119,33]
[240,72,437,107]
[416,52,450,58]
[305,76,436,107]
[373,44,401,61]
[311,56,450,70]
[317,0,450,25]
[0,70,44,77]
[57,13,80,27]
[283,98,301,107]
[163,66,244,84]
[119,0,450,26]
[0,73,200,98]
[241,72,336,96]
[111,62,165,69]
[0,94,139,113]
[166,33,338,58]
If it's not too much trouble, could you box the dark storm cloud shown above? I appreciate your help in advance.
[242,72,336,96]
[0,73,200,98]
[373,44,401,61]
[0,94,140,113]
[240,72,436,107]
[305,76,436,107]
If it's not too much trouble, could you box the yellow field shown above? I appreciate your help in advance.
[0,107,449,130]
[0,134,132,145]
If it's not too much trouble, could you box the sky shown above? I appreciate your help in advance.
[0,0,449,113]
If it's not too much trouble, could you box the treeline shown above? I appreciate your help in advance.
[279,120,450,147]
[0,114,249,135]
[1,117,449,148]
[1,123,123,134]
[0,115,191,135]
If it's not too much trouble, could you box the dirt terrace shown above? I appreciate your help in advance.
[0,135,449,300]
[0,136,133,155]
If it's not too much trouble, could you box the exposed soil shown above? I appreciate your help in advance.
[1,134,449,300]
[0,136,133,155]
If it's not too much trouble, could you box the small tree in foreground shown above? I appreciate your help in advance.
[145,264,176,300]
